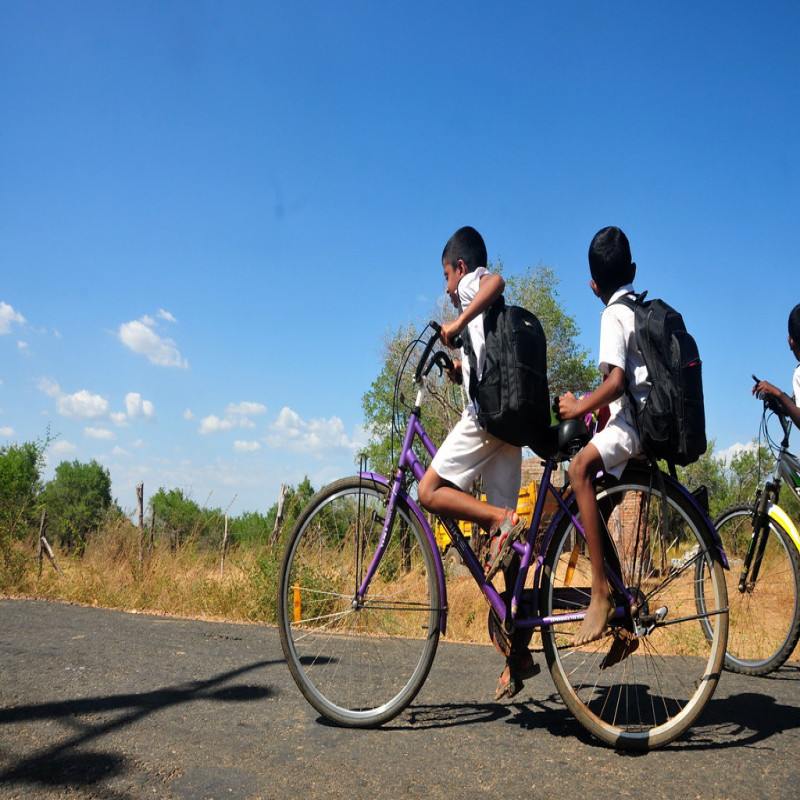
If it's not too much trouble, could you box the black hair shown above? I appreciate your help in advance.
[442,226,487,273]
[789,303,800,342]
[588,226,635,294]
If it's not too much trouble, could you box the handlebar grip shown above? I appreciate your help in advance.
[430,321,463,349]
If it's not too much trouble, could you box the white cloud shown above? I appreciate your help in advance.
[267,406,364,456]
[0,302,25,334]
[38,379,109,420]
[198,401,267,435]
[234,440,261,453]
[183,409,195,421]
[0,426,14,437]
[118,312,188,368]
[125,392,156,420]
[110,412,128,427]
[199,414,232,434]
[717,441,757,466]
[84,427,115,441]
[113,446,133,458]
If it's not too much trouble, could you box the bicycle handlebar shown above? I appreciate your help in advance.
[753,374,792,445]
[415,322,461,382]
[753,374,787,418]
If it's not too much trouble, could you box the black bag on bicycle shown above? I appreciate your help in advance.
[464,298,551,448]
[614,292,707,466]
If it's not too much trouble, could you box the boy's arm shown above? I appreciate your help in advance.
[753,379,800,428]
[440,272,504,347]
[559,366,625,420]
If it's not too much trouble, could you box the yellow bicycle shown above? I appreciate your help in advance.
[704,380,800,675]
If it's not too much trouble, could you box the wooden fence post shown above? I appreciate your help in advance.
[220,514,229,576]
[270,484,288,546]
[37,510,61,577]
[136,483,144,575]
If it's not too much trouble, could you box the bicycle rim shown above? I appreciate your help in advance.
[704,504,800,675]
[277,476,442,727]
[541,468,728,750]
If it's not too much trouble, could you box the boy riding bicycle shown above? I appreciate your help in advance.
[417,225,534,697]
[752,303,800,427]
[558,226,649,647]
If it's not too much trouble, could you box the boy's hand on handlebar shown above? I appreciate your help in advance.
[752,379,780,401]
[558,392,580,420]
[439,319,463,348]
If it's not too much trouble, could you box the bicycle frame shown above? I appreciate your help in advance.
[736,401,800,592]
[760,409,800,551]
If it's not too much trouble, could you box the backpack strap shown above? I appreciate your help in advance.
[610,290,676,533]
[609,290,644,311]
[462,296,505,405]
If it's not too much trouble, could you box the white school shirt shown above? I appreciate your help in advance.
[793,364,800,406]
[457,267,489,418]
[598,284,649,421]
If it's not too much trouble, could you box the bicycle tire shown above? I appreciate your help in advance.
[540,466,728,750]
[701,503,800,675]
[277,476,442,727]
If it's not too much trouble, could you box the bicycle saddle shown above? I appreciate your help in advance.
[557,418,591,458]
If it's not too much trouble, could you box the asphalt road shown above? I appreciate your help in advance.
[1,598,799,800]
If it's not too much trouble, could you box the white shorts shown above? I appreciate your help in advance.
[591,408,642,479]
[430,410,522,510]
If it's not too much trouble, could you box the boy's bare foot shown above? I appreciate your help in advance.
[571,593,615,646]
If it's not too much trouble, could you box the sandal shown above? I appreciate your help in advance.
[484,509,526,581]
[495,649,540,700]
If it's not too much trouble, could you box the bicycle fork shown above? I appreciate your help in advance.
[741,485,777,593]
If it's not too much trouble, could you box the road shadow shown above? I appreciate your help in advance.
[368,675,800,753]
[0,659,277,798]
[353,688,594,743]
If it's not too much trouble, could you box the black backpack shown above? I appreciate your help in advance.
[464,298,551,448]
[614,292,707,467]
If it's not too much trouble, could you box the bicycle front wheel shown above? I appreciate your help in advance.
[706,503,800,675]
[277,476,442,727]
[540,467,728,750]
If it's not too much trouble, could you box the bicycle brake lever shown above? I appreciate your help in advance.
[424,351,455,379]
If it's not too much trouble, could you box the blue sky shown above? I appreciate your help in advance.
[1,1,798,516]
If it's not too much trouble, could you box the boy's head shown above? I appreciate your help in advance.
[588,226,636,297]
[789,303,800,359]
[442,226,487,274]
[442,226,488,308]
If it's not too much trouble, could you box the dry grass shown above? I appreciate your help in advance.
[3,524,797,664]
[2,521,280,625]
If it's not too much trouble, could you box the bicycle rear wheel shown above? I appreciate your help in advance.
[703,503,800,675]
[277,476,442,727]
[540,467,728,750]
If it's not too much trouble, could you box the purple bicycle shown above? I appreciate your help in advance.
[277,323,728,749]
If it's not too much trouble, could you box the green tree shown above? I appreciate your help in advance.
[228,509,270,545]
[41,459,114,553]
[504,263,598,397]
[0,440,45,539]
[151,488,222,550]
[678,441,739,518]
[263,476,317,540]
